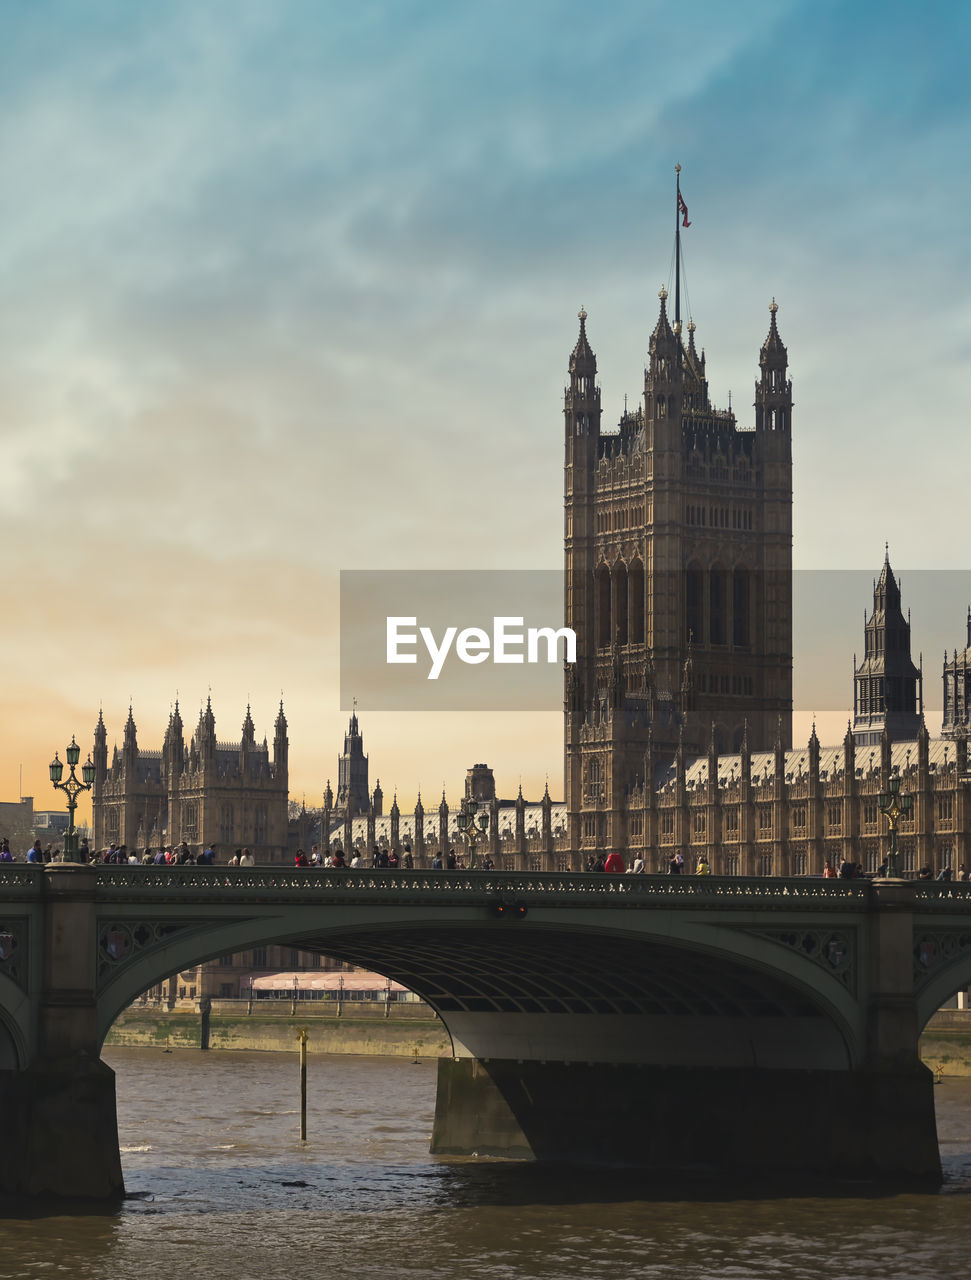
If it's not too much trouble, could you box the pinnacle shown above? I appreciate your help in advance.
[569,305,596,372]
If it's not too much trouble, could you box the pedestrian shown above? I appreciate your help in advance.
[937,865,953,882]
[432,852,443,870]
[0,838,12,862]
[603,850,626,873]
[593,853,606,873]
[239,848,255,867]
[446,849,457,870]
[823,859,837,879]
[959,865,969,882]
[26,839,43,863]
[668,852,681,875]
[695,855,711,876]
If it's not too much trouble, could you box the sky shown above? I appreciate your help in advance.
[1,0,969,824]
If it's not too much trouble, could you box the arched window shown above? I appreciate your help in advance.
[595,563,611,649]
[710,566,727,645]
[628,559,645,645]
[685,565,703,646]
[733,567,750,647]
[613,561,628,645]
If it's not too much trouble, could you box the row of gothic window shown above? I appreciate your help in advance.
[596,506,646,533]
[856,676,917,715]
[863,628,909,654]
[592,564,753,650]
[685,504,754,531]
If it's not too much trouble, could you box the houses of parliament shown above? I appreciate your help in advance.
[89,254,971,879]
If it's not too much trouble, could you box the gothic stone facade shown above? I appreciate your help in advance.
[92,698,290,863]
[564,292,793,859]
[565,504,971,874]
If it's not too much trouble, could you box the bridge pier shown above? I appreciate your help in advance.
[0,865,125,1198]
[0,1057,124,1199]
[431,1057,942,1184]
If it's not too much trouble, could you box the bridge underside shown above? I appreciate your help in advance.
[291,926,850,1069]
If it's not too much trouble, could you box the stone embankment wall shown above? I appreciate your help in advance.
[104,999,452,1058]
[105,1003,971,1071]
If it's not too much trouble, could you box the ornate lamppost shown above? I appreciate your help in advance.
[878,775,913,878]
[458,798,489,870]
[49,735,96,861]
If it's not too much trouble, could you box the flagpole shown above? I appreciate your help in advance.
[675,163,682,329]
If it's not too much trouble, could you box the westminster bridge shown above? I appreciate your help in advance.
[2,864,971,1197]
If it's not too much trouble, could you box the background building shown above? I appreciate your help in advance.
[92,697,290,862]
[852,552,923,746]
[0,797,34,854]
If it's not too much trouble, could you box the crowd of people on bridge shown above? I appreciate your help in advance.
[291,844,496,871]
[583,849,713,876]
[3,828,970,884]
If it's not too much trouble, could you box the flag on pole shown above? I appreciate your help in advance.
[678,190,691,228]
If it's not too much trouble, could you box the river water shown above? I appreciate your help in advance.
[2,1049,971,1278]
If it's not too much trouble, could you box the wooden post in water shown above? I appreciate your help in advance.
[297,1027,309,1141]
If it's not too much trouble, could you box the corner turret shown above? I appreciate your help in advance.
[755,299,792,433]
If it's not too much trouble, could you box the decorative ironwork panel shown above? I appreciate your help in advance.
[745,926,857,993]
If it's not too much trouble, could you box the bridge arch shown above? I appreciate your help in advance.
[916,956,971,1032]
[92,901,862,1072]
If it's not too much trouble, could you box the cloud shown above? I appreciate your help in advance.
[2,0,970,820]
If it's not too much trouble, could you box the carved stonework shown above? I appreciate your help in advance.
[96,919,209,988]
[0,918,28,990]
[913,929,971,990]
[746,926,857,993]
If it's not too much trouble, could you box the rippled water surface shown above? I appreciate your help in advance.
[1,1049,971,1279]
